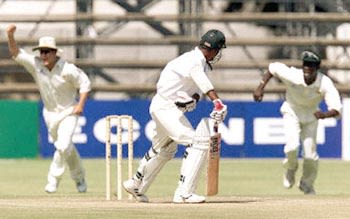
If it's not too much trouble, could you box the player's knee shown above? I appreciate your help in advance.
[191,118,212,151]
[170,133,193,146]
[303,152,319,160]
[159,150,176,160]
[55,142,74,156]
[144,143,177,162]
[284,142,299,153]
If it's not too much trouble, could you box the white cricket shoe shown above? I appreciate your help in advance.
[123,179,149,203]
[76,178,87,193]
[173,192,206,204]
[45,181,58,193]
[283,169,296,189]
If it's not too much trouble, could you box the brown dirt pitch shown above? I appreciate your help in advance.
[1,195,350,219]
[1,159,350,219]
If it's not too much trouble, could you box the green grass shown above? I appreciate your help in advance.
[0,158,350,219]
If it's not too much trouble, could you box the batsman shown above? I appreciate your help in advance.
[123,29,227,203]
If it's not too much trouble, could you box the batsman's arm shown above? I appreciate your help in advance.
[206,89,219,101]
[189,65,227,121]
[253,71,274,102]
[6,24,19,58]
[207,90,227,123]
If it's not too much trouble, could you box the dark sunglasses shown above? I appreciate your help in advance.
[40,49,54,54]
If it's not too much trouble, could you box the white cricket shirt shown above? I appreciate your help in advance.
[156,47,214,102]
[268,62,342,116]
[14,49,91,112]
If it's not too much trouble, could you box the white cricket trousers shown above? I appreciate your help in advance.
[136,94,195,194]
[150,94,195,148]
[282,111,319,188]
[43,108,85,184]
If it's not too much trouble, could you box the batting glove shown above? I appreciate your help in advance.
[174,91,197,112]
[210,99,227,122]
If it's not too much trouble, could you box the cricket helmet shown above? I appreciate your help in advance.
[301,50,321,66]
[200,29,226,50]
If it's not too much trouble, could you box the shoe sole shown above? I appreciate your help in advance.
[173,200,206,204]
[173,196,206,204]
[173,201,205,205]
[122,183,136,197]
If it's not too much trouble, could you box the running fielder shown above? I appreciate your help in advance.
[6,24,91,193]
[253,51,342,194]
[123,29,227,203]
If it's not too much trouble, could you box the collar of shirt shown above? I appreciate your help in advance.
[51,57,64,71]
[194,46,206,63]
[194,46,212,70]
[39,57,64,73]
[302,71,322,88]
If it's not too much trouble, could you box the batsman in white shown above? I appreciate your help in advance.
[253,51,342,194]
[123,29,228,203]
[6,24,91,193]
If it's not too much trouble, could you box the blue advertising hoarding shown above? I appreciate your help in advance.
[39,100,342,158]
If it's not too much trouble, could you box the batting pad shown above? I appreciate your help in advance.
[176,118,212,195]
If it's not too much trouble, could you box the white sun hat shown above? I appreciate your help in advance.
[32,36,62,52]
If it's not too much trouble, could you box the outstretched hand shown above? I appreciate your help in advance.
[253,88,264,102]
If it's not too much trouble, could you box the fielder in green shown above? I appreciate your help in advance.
[253,51,342,194]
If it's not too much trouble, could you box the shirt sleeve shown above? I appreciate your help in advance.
[189,64,214,94]
[269,62,292,76]
[268,62,298,83]
[65,64,91,93]
[13,49,36,76]
[321,76,342,115]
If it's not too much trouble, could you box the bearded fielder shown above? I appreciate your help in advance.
[6,24,91,193]
[253,51,342,194]
[123,29,228,203]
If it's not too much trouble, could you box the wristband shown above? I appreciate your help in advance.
[213,99,224,110]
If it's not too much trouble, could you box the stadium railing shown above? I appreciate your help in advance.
[1,12,350,94]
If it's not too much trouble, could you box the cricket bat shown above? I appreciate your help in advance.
[206,121,221,196]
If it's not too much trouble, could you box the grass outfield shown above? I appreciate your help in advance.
[0,158,350,219]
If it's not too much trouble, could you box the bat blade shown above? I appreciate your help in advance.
[206,132,221,196]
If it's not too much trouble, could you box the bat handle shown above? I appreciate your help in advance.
[213,121,219,133]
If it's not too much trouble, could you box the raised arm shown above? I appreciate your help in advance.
[6,24,19,58]
[253,71,274,102]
